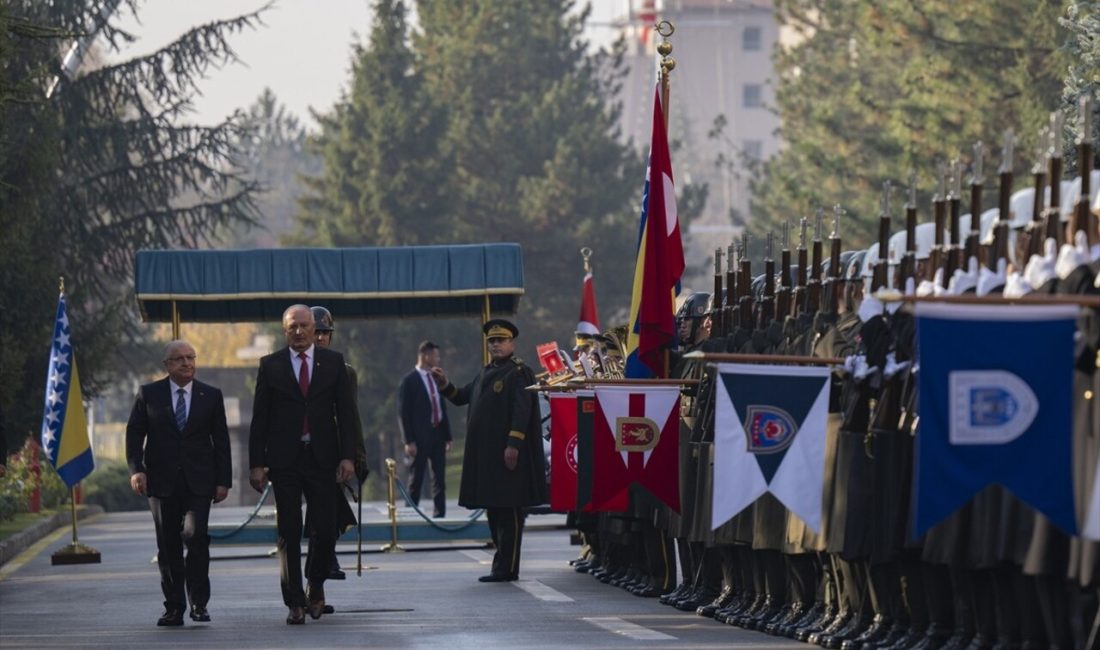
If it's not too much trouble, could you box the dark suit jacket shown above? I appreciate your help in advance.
[249,346,358,471]
[397,369,452,448]
[126,377,232,498]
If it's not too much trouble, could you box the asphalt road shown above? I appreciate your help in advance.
[0,508,803,649]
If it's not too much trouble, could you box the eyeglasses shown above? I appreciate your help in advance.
[166,354,197,364]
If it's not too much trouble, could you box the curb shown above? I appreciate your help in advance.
[0,505,105,567]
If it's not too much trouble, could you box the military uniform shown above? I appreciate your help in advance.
[441,319,547,581]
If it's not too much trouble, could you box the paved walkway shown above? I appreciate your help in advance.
[0,507,802,649]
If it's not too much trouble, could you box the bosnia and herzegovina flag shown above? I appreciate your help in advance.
[913,303,1077,537]
[624,85,684,379]
[40,291,94,487]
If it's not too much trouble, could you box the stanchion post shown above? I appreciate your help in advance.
[380,458,405,553]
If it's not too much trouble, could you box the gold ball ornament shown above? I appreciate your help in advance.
[662,57,676,72]
[657,41,672,56]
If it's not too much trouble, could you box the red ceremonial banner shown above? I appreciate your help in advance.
[549,394,578,511]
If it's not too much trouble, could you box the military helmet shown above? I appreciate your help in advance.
[676,292,711,320]
[844,250,867,281]
[311,306,335,332]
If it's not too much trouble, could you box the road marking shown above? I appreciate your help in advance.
[512,578,574,602]
[458,549,494,564]
[583,616,676,641]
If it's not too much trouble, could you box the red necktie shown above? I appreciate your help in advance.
[428,375,441,427]
[298,352,310,437]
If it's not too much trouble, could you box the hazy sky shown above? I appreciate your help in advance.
[108,0,627,129]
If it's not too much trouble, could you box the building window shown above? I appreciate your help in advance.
[743,84,762,109]
[743,140,763,161]
[743,26,762,51]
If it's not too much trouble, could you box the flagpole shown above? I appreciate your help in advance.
[48,277,101,566]
[656,20,675,375]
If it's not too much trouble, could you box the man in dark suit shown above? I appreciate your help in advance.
[248,304,358,625]
[398,340,452,517]
[433,319,547,582]
[126,340,231,627]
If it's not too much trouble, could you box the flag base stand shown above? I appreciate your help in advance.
[51,542,101,565]
[51,487,100,565]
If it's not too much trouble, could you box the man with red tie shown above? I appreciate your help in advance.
[248,305,358,625]
[398,341,452,517]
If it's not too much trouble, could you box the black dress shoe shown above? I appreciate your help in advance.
[323,604,335,614]
[157,608,184,627]
[306,584,326,620]
[478,573,517,582]
[189,605,210,622]
[328,568,346,580]
[433,512,445,518]
[286,606,306,625]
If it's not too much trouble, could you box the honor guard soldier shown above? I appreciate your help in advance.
[433,319,547,582]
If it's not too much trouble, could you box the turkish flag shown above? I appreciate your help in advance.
[549,394,578,511]
[590,386,681,512]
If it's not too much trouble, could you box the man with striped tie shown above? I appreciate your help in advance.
[126,340,232,627]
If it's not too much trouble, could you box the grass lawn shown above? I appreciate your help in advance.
[0,511,57,543]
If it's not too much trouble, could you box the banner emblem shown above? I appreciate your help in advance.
[616,416,661,452]
[745,406,797,454]
[949,370,1037,444]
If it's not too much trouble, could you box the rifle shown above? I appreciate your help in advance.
[738,231,754,330]
[901,175,917,289]
[725,242,738,331]
[994,129,1014,270]
[777,222,791,319]
[1044,111,1064,247]
[825,205,843,313]
[964,142,984,265]
[805,208,824,314]
[712,247,725,336]
[792,217,808,316]
[944,160,962,287]
[873,182,892,292]
[759,232,776,327]
[930,163,947,282]
[1026,128,1049,258]
[1071,97,1095,244]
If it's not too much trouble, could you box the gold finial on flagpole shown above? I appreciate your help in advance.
[581,247,593,274]
[656,20,675,129]
[59,276,65,293]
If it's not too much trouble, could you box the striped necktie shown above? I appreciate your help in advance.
[175,388,187,430]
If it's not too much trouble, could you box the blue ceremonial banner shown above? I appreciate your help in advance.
[713,363,831,533]
[913,303,1078,537]
[40,291,94,487]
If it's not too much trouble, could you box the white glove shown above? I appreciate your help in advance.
[1024,238,1058,289]
[976,258,1007,297]
[949,257,979,295]
[916,279,937,297]
[843,355,875,380]
[1055,231,1090,280]
[883,352,911,379]
[1003,271,1033,298]
[858,293,884,323]
[903,276,916,297]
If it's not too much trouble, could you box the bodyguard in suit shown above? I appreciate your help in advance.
[126,340,231,627]
[398,340,452,517]
[433,319,547,582]
[248,305,358,625]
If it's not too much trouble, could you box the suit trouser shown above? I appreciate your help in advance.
[270,447,337,607]
[148,471,212,610]
[487,507,525,578]
[408,443,447,516]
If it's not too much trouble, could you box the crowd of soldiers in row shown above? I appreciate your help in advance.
[561,107,1100,649]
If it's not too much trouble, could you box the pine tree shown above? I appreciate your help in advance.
[750,1,1068,252]
[1,0,263,450]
